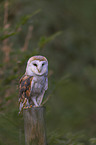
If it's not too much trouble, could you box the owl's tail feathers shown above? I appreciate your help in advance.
[18,98,33,115]
[18,98,27,115]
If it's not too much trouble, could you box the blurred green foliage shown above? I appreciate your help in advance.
[0,0,96,144]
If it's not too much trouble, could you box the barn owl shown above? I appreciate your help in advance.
[18,55,48,114]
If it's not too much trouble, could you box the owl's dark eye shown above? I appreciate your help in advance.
[42,63,45,66]
[33,63,37,67]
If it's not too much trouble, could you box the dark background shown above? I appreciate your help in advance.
[0,0,96,144]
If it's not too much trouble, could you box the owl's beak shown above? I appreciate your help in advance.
[37,67,41,73]
[38,68,41,73]
[37,65,42,73]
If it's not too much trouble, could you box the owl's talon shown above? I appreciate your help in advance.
[24,106,28,109]
[33,105,39,107]
[29,105,32,108]
[24,105,32,109]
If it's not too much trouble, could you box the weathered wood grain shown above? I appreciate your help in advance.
[23,107,47,145]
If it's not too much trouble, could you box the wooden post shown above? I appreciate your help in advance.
[23,107,47,145]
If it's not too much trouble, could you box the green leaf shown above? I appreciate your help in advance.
[0,31,18,40]
[38,31,63,49]
[90,138,96,144]
[15,9,41,30]
[0,9,41,41]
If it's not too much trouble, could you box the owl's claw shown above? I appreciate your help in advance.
[32,104,39,107]
[24,105,32,109]
[24,106,28,109]
[29,105,32,108]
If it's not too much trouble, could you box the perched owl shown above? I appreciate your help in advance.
[18,55,48,114]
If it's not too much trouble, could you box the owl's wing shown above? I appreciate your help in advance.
[44,77,48,91]
[19,74,33,113]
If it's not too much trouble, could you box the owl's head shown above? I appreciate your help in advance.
[25,55,48,76]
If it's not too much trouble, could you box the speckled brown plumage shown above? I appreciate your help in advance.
[19,74,33,113]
